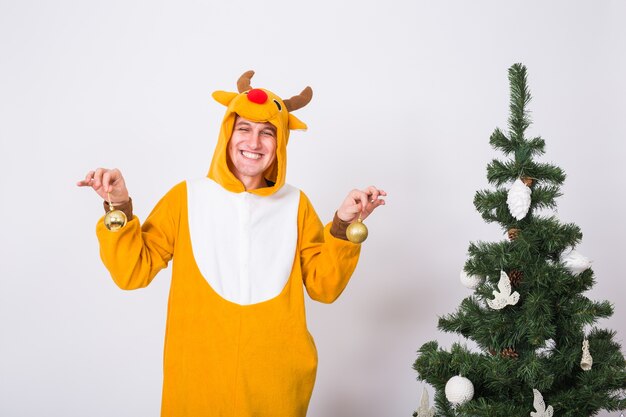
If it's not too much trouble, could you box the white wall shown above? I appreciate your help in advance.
[1,1,624,416]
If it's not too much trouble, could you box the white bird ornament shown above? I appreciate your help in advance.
[486,271,520,310]
[530,389,554,417]
[415,387,435,417]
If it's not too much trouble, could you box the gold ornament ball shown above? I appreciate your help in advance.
[104,209,127,232]
[346,219,368,243]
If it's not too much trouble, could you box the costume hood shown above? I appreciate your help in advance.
[208,70,312,197]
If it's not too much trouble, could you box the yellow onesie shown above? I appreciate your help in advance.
[96,71,361,416]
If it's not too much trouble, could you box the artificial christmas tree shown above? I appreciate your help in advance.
[413,63,626,416]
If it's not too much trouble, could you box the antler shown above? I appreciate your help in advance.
[237,71,313,111]
[283,87,313,112]
[237,70,255,93]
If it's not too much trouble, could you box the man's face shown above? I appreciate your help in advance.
[227,116,277,189]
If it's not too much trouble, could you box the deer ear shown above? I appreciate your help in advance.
[288,113,307,131]
[212,91,238,106]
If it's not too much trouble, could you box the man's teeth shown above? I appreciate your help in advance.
[241,151,262,160]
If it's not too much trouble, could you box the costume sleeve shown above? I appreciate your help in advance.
[298,191,361,303]
[96,182,185,290]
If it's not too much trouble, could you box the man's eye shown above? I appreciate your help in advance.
[262,131,274,136]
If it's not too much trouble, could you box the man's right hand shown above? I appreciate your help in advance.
[76,168,130,204]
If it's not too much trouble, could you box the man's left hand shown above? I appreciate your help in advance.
[336,186,387,223]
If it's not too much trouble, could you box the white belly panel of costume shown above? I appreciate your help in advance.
[186,178,300,305]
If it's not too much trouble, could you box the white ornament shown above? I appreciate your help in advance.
[445,375,474,405]
[581,339,593,371]
[487,271,520,310]
[415,387,435,417]
[460,270,483,290]
[535,339,556,358]
[560,248,592,275]
[530,389,554,417]
[507,178,532,220]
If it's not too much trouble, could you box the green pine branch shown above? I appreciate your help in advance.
[507,63,532,142]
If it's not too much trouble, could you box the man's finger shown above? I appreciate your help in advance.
[349,189,363,200]
[369,188,387,197]
[98,168,119,192]
[370,199,385,210]
[358,194,370,214]
[93,168,106,188]
[77,171,95,187]
[365,186,387,202]
[76,171,90,185]
[103,171,112,193]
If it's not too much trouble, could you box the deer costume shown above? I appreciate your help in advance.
[96,71,361,416]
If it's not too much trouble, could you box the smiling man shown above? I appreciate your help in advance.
[227,117,277,190]
[78,71,386,417]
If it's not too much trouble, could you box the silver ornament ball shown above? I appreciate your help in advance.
[445,375,474,405]
[460,270,483,289]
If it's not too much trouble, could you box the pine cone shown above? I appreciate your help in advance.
[508,228,520,240]
[508,269,523,287]
[501,347,519,358]
[521,176,534,187]
[507,179,532,220]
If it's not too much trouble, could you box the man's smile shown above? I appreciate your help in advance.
[241,150,263,160]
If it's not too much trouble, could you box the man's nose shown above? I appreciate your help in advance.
[246,131,262,149]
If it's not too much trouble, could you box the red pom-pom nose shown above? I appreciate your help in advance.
[247,89,268,104]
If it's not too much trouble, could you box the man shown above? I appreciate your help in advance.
[77,71,386,416]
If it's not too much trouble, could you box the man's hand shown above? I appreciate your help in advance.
[76,168,130,204]
[336,186,387,223]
